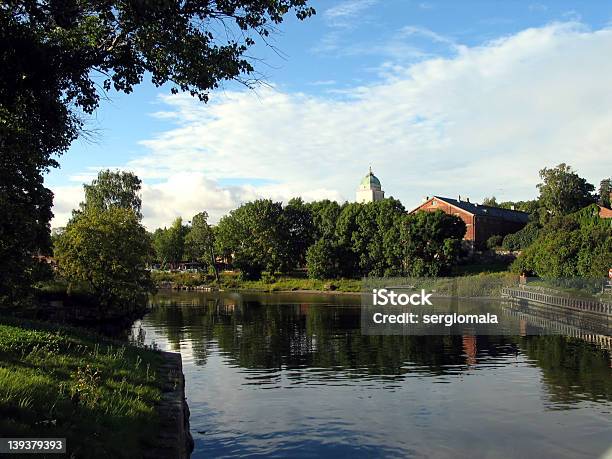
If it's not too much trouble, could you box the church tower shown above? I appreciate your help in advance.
[356,167,385,203]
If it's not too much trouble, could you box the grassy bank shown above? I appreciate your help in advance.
[151,270,362,293]
[0,317,164,458]
[153,270,520,296]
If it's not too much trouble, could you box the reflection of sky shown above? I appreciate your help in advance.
[133,297,612,458]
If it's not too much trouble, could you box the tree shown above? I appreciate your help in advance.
[54,208,154,314]
[598,178,611,209]
[501,222,541,251]
[308,200,345,240]
[512,204,612,278]
[402,210,466,277]
[486,235,503,250]
[536,164,595,217]
[498,199,541,215]
[335,199,407,277]
[306,238,341,279]
[185,211,218,281]
[282,198,315,267]
[482,196,499,207]
[152,218,188,268]
[78,169,142,219]
[1,0,314,304]
[215,200,289,279]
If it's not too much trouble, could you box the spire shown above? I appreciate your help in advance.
[369,165,372,175]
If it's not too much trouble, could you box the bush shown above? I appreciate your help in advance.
[486,235,503,250]
[502,222,540,251]
[512,205,612,278]
[306,238,340,279]
[55,208,155,315]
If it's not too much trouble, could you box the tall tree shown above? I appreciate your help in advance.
[282,198,315,267]
[215,199,289,279]
[482,196,498,207]
[185,211,218,281]
[536,163,595,217]
[152,218,188,269]
[78,169,142,219]
[402,210,466,277]
[598,178,611,209]
[1,0,314,304]
[54,207,154,314]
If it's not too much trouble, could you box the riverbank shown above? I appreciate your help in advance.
[0,316,189,458]
[152,271,363,293]
[152,271,520,297]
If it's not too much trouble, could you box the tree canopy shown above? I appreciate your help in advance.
[402,210,466,277]
[537,163,595,218]
[55,207,154,313]
[512,205,612,278]
[1,0,314,304]
[78,169,143,219]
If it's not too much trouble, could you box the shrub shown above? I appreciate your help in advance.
[502,222,541,251]
[486,235,503,250]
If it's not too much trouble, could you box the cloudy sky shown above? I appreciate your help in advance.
[46,0,612,229]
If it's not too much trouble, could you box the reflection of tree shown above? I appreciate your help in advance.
[518,335,612,403]
[142,293,612,402]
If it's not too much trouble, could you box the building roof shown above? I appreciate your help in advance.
[598,205,612,219]
[359,168,381,189]
[432,196,530,223]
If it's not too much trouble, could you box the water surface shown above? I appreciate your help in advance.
[131,291,612,458]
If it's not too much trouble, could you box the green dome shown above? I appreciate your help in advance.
[360,170,381,189]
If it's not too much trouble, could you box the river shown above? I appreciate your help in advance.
[130,291,612,458]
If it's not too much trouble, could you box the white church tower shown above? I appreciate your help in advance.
[356,167,385,203]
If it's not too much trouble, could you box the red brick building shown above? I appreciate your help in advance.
[409,196,529,248]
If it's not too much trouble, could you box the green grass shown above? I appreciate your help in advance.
[235,276,363,293]
[0,317,164,458]
[151,270,212,287]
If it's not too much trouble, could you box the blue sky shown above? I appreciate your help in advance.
[48,1,612,228]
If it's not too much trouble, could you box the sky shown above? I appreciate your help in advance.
[47,0,612,229]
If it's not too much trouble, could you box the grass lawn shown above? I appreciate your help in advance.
[0,317,164,458]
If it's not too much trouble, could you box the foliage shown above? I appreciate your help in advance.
[215,199,290,280]
[512,204,612,278]
[501,221,541,251]
[184,212,214,265]
[0,319,163,458]
[307,199,345,240]
[536,163,595,218]
[402,210,466,277]
[152,217,188,268]
[55,208,155,313]
[306,238,340,279]
[77,170,142,219]
[335,198,407,277]
[1,0,313,306]
[486,235,503,250]
[223,274,362,293]
[151,271,211,288]
[598,178,611,208]
[481,196,498,207]
[498,199,541,215]
[283,198,315,267]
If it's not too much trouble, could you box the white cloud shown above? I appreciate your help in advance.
[51,186,84,228]
[52,22,612,229]
[324,0,378,23]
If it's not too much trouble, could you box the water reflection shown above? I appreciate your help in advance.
[132,291,612,458]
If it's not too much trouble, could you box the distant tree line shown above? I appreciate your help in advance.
[151,197,467,280]
[51,162,612,317]
[483,163,612,278]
